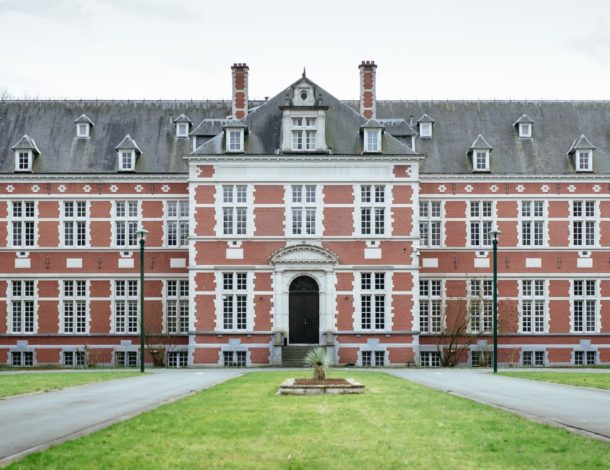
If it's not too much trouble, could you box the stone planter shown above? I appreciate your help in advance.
[277,378,365,395]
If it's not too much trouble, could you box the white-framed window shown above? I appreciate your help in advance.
[115,201,139,247]
[119,150,136,172]
[62,280,88,334]
[289,185,319,236]
[225,129,244,152]
[15,151,33,172]
[166,280,189,334]
[223,350,247,367]
[291,117,317,151]
[576,150,592,172]
[520,201,545,247]
[64,350,86,367]
[166,200,189,247]
[572,280,598,333]
[76,123,90,138]
[115,351,138,367]
[167,351,188,367]
[221,272,248,331]
[359,185,386,235]
[574,350,596,366]
[469,280,492,333]
[176,122,189,138]
[419,201,442,247]
[469,201,493,247]
[10,201,36,248]
[360,272,386,330]
[63,201,87,247]
[521,280,546,333]
[522,351,545,367]
[518,123,532,138]
[221,185,248,236]
[364,129,381,152]
[114,280,139,334]
[419,280,443,333]
[420,351,441,367]
[10,280,36,333]
[473,150,490,172]
[419,122,432,138]
[572,201,596,247]
[11,351,34,367]
[362,350,385,367]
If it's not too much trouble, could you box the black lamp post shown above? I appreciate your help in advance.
[489,227,501,373]
[136,228,149,373]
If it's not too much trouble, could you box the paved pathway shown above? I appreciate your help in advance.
[0,369,242,465]
[386,368,610,440]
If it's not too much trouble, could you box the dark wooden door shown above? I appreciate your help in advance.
[289,277,319,344]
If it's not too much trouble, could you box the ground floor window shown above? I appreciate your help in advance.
[574,350,596,366]
[223,351,246,367]
[11,351,33,367]
[115,351,138,368]
[64,351,86,367]
[420,351,441,367]
[362,350,385,367]
[471,350,491,367]
[522,351,545,367]
[167,351,188,368]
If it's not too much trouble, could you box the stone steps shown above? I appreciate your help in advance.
[281,345,319,367]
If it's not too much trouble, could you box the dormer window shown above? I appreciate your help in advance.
[16,151,32,172]
[576,150,592,172]
[518,123,532,138]
[223,120,247,153]
[364,129,381,152]
[469,134,493,173]
[474,150,490,171]
[119,150,136,171]
[173,114,192,138]
[74,114,94,139]
[11,135,40,173]
[417,114,434,139]
[292,117,317,151]
[569,135,595,173]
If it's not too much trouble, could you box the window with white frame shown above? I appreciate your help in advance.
[360,185,386,235]
[420,351,441,367]
[364,129,381,152]
[291,117,317,151]
[76,123,90,138]
[176,122,189,138]
[574,350,596,366]
[520,201,545,247]
[166,200,189,247]
[222,185,248,236]
[63,280,88,334]
[223,350,247,367]
[361,350,385,367]
[419,122,432,138]
[115,201,138,247]
[115,351,137,367]
[469,201,493,247]
[473,150,490,171]
[11,201,35,248]
[64,350,86,367]
[63,201,87,247]
[518,123,532,138]
[289,185,317,235]
[522,351,545,367]
[166,280,189,334]
[360,272,386,330]
[576,150,592,172]
[521,280,546,333]
[119,150,135,171]
[10,280,35,333]
[167,351,188,367]
[419,201,442,247]
[11,351,33,367]
[15,151,32,172]
[222,273,248,331]
[573,280,597,333]
[114,281,138,334]
[419,280,442,333]
[469,280,492,333]
[572,201,596,247]
[226,129,244,152]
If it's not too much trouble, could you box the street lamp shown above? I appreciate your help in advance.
[136,228,149,373]
[489,227,501,373]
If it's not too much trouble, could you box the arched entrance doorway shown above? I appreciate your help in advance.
[289,276,319,344]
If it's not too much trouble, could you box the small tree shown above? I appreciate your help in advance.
[305,347,331,380]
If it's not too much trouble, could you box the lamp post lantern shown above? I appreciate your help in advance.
[136,228,149,373]
[489,227,501,373]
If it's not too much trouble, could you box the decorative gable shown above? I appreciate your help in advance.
[270,244,339,265]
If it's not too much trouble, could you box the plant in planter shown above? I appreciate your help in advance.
[305,347,331,381]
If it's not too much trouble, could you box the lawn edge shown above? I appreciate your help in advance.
[498,372,610,393]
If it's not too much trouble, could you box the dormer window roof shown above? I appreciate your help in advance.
[569,134,596,173]
[361,119,384,153]
[74,114,94,138]
[469,134,493,172]
[173,114,192,138]
[513,114,534,138]
[11,135,40,173]
[417,114,434,138]
[114,134,141,172]
[223,119,247,153]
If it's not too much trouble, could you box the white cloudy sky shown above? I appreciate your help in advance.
[1,0,609,100]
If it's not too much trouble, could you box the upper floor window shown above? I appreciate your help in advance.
[119,150,136,171]
[292,117,317,151]
[166,280,189,334]
[221,272,248,331]
[469,201,493,247]
[364,129,381,153]
[359,185,386,235]
[473,150,490,171]
[62,280,88,334]
[419,280,442,333]
[576,150,592,172]
[63,201,87,247]
[520,201,545,247]
[115,201,139,247]
[226,130,244,152]
[222,185,248,236]
[11,201,36,248]
[521,280,546,333]
[572,280,597,333]
[10,280,36,334]
[166,201,189,247]
[15,151,32,172]
[572,201,596,247]
[469,280,492,333]
[289,185,318,236]
[419,201,442,247]
[360,272,387,330]
[114,280,138,334]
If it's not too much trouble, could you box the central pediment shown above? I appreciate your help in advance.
[270,244,339,265]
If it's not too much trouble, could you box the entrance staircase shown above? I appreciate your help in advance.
[281,345,318,367]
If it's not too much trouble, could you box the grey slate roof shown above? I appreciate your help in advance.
[569,134,595,153]
[360,119,385,129]
[470,134,493,151]
[11,134,40,154]
[377,119,418,137]
[190,118,228,136]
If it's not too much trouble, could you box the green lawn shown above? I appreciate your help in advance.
[9,371,610,469]
[500,371,610,391]
[0,371,140,398]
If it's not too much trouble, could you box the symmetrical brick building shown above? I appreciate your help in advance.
[1,62,608,367]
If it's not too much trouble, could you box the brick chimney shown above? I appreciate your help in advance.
[231,63,249,120]
[359,60,377,119]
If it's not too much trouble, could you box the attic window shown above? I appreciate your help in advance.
[364,129,381,153]
[292,117,317,151]
[576,150,592,172]
[119,150,136,171]
[474,150,490,172]
[176,123,189,138]
[15,151,32,172]
[76,123,90,138]
[518,123,532,138]
[226,129,244,152]
[419,122,432,138]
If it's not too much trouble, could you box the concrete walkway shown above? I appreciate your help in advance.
[0,369,242,465]
[386,368,610,441]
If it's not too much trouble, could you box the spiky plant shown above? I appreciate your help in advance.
[305,347,331,381]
